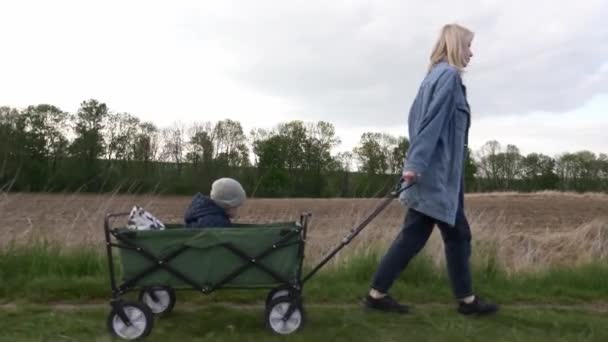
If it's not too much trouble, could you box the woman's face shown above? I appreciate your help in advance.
[463,38,473,67]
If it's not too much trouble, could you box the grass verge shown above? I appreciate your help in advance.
[0,244,607,304]
[1,304,608,342]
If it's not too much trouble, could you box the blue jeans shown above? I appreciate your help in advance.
[371,190,473,299]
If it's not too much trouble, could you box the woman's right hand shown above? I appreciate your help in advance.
[402,170,416,185]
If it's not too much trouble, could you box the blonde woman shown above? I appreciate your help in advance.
[365,24,498,316]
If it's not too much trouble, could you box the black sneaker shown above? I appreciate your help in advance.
[457,296,499,316]
[363,294,409,314]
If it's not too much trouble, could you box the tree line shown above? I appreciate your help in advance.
[1,99,606,197]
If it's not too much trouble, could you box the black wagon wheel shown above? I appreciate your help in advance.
[107,301,154,340]
[265,285,296,307]
[138,286,176,316]
[265,295,306,335]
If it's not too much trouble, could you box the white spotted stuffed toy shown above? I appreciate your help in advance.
[126,206,165,231]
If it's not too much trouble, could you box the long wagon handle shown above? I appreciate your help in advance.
[301,178,415,284]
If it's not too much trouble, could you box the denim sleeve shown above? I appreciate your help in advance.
[404,69,459,176]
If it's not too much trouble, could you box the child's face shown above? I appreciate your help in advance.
[226,207,239,218]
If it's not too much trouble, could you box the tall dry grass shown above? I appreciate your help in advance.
[1,190,607,274]
[425,214,608,275]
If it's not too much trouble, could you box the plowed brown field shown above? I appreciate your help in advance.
[2,191,607,272]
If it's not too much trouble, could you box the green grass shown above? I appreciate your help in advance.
[0,243,109,302]
[1,304,608,341]
[1,244,608,305]
[307,252,608,304]
[2,244,608,341]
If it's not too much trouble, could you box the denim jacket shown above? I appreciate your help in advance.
[399,61,471,226]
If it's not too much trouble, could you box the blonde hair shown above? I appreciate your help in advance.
[429,24,474,72]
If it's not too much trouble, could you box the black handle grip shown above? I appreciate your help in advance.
[391,177,415,197]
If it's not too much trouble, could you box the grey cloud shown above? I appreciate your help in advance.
[182,1,608,128]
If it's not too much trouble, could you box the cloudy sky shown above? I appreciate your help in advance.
[1,0,607,157]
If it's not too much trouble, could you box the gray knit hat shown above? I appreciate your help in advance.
[210,178,246,208]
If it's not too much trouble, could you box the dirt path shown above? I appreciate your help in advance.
[2,301,608,313]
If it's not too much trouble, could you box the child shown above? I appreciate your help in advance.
[184,178,246,228]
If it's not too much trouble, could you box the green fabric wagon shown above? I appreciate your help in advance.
[104,214,310,339]
[116,223,304,289]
